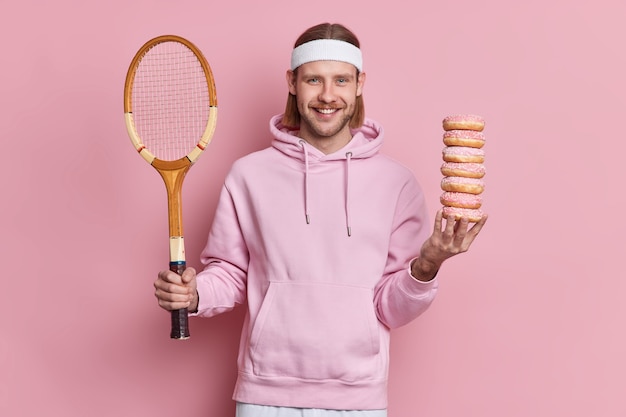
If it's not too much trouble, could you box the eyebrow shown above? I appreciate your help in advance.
[300,72,356,80]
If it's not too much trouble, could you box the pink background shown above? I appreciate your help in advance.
[2,0,625,416]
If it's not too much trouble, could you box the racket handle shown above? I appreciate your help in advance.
[170,261,190,340]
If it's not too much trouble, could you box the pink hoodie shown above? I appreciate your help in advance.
[194,114,438,410]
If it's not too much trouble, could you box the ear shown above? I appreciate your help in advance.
[356,71,366,97]
[286,70,297,95]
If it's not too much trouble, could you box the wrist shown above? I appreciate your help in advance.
[189,290,199,313]
[411,257,440,282]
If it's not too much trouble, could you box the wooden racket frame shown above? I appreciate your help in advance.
[123,35,218,339]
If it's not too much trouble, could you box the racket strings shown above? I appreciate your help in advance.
[132,41,211,161]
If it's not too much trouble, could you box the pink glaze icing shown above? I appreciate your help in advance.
[443,130,485,140]
[443,114,484,123]
[442,206,484,220]
[442,146,485,157]
[440,191,482,205]
[441,176,485,186]
[441,162,486,174]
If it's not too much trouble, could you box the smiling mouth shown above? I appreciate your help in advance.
[315,108,338,114]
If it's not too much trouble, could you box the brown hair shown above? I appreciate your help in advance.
[282,23,365,129]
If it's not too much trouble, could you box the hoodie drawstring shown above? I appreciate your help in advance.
[299,140,311,224]
[345,152,353,237]
[298,141,352,237]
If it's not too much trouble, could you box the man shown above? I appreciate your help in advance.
[154,22,487,417]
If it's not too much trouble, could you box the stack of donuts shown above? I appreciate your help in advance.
[439,114,486,222]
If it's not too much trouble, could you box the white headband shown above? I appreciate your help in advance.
[291,39,363,72]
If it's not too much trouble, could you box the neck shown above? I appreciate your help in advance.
[297,126,353,155]
[300,135,352,155]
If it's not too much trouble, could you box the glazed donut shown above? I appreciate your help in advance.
[440,191,482,209]
[442,206,484,223]
[441,176,485,194]
[442,114,485,131]
[443,130,485,148]
[442,146,485,163]
[440,162,485,179]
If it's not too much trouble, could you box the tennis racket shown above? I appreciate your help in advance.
[124,35,218,339]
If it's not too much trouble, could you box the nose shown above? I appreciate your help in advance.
[318,83,337,103]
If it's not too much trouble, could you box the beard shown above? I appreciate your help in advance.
[297,103,354,140]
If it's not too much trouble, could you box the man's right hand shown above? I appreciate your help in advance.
[154,267,198,312]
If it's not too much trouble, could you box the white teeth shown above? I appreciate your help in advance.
[317,108,336,114]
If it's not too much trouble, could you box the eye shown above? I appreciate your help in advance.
[307,77,320,84]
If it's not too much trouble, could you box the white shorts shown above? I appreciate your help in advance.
[236,403,387,417]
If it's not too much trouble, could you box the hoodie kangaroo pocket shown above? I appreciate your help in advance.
[249,281,381,382]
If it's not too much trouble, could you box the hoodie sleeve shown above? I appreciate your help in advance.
[193,183,249,318]
[373,176,438,329]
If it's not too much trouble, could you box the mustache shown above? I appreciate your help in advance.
[310,104,343,109]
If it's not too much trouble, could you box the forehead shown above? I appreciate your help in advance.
[296,60,358,77]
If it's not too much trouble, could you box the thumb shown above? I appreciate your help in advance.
[181,267,197,285]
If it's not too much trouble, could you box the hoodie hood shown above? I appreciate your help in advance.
[269,114,384,162]
[268,114,384,236]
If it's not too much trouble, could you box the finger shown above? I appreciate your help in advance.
[453,217,469,244]
[433,209,443,233]
[155,287,190,301]
[157,297,192,312]
[452,217,469,252]
[443,212,456,238]
[154,281,189,297]
[181,267,196,284]
[453,216,464,233]
[154,273,188,295]
[154,283,194,307]
[158,270,183,285]
[467,213,488,238]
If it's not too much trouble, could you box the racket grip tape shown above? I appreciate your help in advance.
[169,261,190,340]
